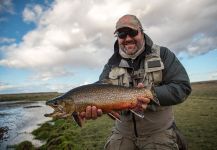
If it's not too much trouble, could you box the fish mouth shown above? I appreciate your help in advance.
[44,103,69,118]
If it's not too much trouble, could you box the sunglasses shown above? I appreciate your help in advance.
[117,29,139,39]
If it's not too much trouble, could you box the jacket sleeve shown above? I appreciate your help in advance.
[154,47,192,106]
[97,63,112,83]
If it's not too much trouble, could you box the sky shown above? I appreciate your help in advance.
[0,0,217,94]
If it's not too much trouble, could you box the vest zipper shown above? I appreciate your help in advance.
[131,59,134,66]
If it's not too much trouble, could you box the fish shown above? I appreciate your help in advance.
[45,83,155,127]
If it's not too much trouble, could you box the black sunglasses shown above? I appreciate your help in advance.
[117,29,139,39]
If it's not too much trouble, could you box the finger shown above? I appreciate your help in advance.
[80,112,86,119]
[137,97,150,104]
[137,83,144,88]
[91,106,97,120]
[97,109,103,117]
[141,104,148,110]
[85,106,92,119]
[111,111,120,119]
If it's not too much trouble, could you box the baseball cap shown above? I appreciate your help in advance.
[114,14,142,33]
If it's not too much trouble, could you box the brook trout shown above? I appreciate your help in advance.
[45,84,154,126]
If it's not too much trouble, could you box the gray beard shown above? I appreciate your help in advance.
[119,41,145,60]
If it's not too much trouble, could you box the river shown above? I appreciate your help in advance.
[0,101,53,149]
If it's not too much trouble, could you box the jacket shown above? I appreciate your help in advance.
[98,33,192,137]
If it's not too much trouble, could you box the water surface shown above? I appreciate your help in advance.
[0,101,53,149]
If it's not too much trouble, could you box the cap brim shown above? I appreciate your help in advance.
[114,25,138,34]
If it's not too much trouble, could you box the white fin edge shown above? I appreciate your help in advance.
[130,109,144,118]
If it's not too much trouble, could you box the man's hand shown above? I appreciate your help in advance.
[135,83,151,111]
[79,106,102,125]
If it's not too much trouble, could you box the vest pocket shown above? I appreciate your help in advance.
[109,67,130,87]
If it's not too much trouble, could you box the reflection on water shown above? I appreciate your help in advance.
[0,101,53,149]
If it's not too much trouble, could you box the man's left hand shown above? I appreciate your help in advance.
[134,83,151,111]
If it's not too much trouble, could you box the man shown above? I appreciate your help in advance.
[80,14,191,150]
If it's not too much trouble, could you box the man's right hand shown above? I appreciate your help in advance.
[79,106,103,121]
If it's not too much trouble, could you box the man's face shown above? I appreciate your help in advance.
[117,27,144,55]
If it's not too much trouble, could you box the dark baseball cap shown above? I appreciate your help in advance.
[114,14,142,33]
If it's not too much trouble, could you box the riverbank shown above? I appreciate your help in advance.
[0,92,60,149]
[0,101,53,149]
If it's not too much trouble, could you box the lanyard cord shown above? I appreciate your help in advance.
[132,113,138,137]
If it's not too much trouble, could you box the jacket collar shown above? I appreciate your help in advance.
[108,33,153,69]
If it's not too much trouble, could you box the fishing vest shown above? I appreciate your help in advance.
[108,44,164,89]
[108,44,174,137]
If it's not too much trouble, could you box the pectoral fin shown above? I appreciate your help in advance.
[72,111,82,127]
[108,111,121,122]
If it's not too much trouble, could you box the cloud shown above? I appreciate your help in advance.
[0,81,36,94]
[0,0,14,14]
[0,80,81,94]
[22,4,44,24]
[0,82,42,94]
[0,81,15,91]
[0,0,217,80]
[45,83,77,93]
[30,67,74,81]
[0,37,15,43]
[138,0,217,55]
[210,71,217,80]
[45,81,92,93]
[0,17,7,22]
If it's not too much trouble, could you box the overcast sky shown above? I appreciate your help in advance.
[0,0,217,94]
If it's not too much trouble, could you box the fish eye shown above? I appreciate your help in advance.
[54,101,58,105]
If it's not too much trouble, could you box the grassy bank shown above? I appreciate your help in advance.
[0,92,60,102]
[32,116,114,150]
[12,81,217,149]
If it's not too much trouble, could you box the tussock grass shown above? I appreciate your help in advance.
[32,116,114,150]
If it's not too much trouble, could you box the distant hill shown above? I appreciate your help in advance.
[190,80,217,99]
[0,92,61,102]
[191,80,217,85]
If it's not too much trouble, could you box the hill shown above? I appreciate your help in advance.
[191,80,217,97]
[0,92,60,102]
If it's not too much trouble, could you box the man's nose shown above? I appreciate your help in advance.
[125,34,133,40]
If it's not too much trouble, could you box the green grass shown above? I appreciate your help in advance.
[32,116,114,150]
[174,98,217,150]
[14,141,35,150]
[12,81,217,150]
[0,92,60,102]
[174,81,217,150]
